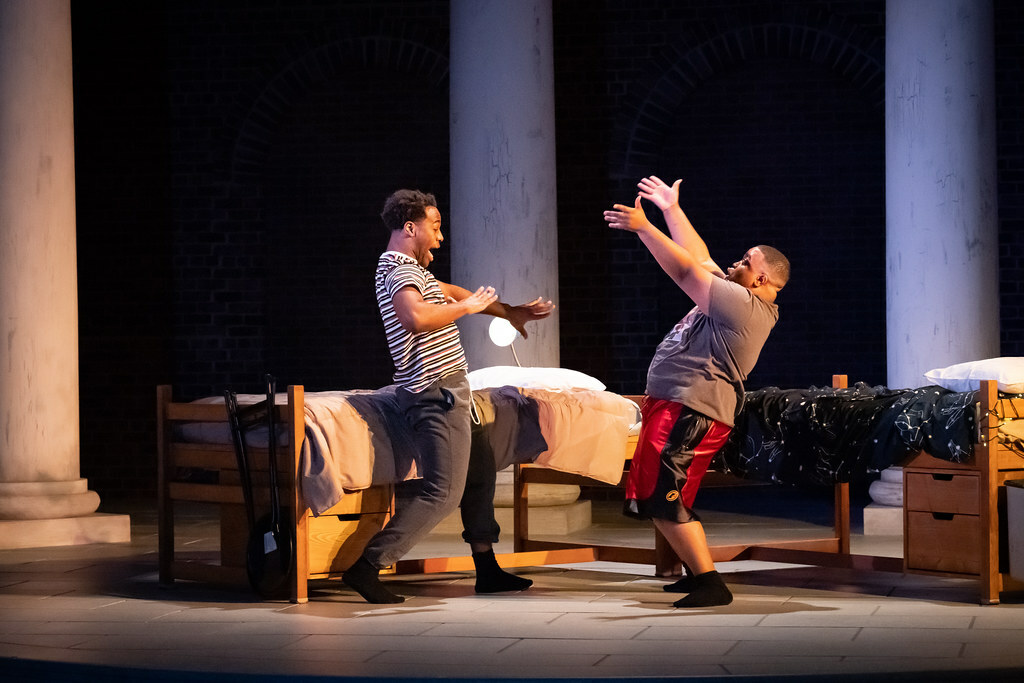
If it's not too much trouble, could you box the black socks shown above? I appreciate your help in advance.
[473,550,533,594]
[672,570,733,608]
[343,552,531,601]
[342,556,405,604]
[342,553,725,605]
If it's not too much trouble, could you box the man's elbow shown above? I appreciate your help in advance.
[700,259,723,275]
[396,315,426,335]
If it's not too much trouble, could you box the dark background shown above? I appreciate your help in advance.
[69,0,1024,500]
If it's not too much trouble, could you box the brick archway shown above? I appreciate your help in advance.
[176,22,452,395]
[228,30,449,185]
[615,9,883,178]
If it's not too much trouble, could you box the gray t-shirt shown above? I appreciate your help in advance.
[645,275,779,426]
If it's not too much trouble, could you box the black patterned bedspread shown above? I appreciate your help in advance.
[718,384,977,486]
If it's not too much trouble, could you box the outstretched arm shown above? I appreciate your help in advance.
[391,285,498,334]
[637,176,723,276]
[439,282,555,339]
[604,195,714,312]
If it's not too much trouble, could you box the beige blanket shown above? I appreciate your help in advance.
[300,386,639,516]
[483,387,639,483]
[182,386,640,517]
[298,388,418,515]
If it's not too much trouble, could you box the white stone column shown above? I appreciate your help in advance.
[885,0,999,389]
[0,0,129,548]
[449,0,560,370]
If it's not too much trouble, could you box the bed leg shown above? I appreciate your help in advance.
[978,379,1000,605]
[830,376,851,555]
[288,385,309,604]
[834,482,851,555]
[157,385,175,586]
[292,509,309,604]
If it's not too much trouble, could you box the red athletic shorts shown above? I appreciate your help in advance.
[623,396,732,523]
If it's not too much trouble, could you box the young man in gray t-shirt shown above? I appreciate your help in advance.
[605,176,790,608]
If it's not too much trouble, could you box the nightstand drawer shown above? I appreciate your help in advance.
[905,510,981,574]
[905,471,979,515]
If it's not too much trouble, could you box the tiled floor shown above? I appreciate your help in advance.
[2,487,1023,682]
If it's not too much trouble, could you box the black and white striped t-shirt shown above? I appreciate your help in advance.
[375,251,468,392]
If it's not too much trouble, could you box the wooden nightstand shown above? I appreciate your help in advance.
[901,380,1024,604]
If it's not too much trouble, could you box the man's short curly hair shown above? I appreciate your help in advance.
[380,189,438,234]
[757,244,791,289]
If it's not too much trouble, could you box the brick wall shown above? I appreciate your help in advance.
[73,2,175,496]
[554,0,887,393]
[160,0,452,399]
[71,0,1023,499]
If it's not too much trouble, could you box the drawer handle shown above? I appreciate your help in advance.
[334,513,362,521]
[931,512,955,521]
[930,474,954,482]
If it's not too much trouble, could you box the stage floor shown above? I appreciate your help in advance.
[1,488,1023,681]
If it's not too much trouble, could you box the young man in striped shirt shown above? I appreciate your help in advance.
[342,189,555,604]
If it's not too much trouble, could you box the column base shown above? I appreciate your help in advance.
[0,512,131,549]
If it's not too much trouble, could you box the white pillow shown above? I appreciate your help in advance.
[923,357,1024,393]
[468,366,607,392]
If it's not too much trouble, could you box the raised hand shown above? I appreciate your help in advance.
[506,297,555,338]
[637,176,682,211]
[603,195,652,233]
[461,286,499,315]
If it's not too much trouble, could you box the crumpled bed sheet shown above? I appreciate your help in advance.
[180,386,640,517]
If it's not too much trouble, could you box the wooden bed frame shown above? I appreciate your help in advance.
[156,384,636,602]
[157,375,1023,604]
[516,376,1024,604]
[512,376,891,578]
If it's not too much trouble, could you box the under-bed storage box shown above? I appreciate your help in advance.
[219,488,391,578]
